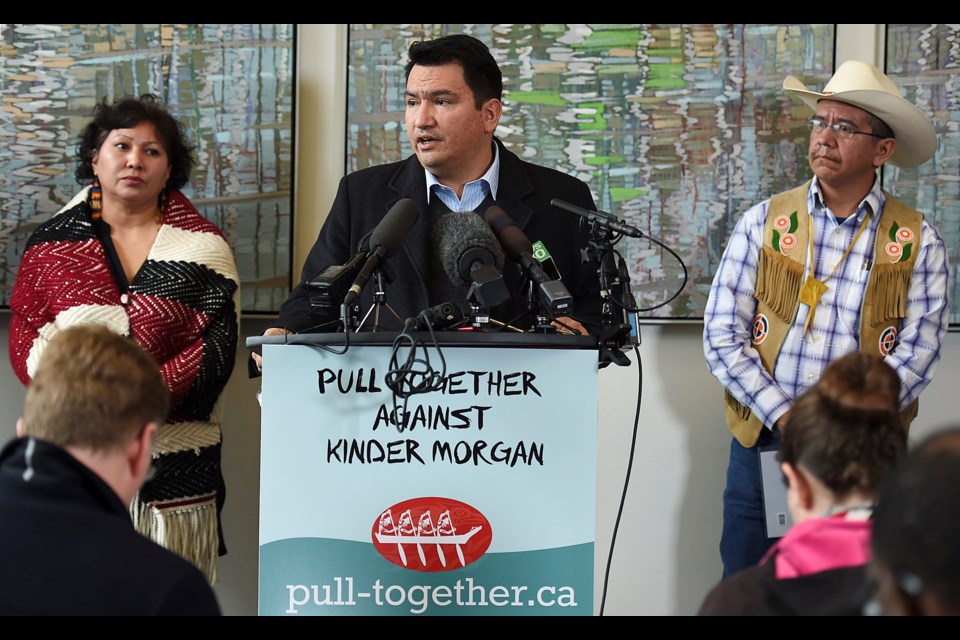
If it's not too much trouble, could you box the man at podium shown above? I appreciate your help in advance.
[253,33,601,373]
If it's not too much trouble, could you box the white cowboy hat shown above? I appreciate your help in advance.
[783,60,936,167]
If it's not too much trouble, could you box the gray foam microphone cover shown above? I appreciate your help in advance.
[432,212,506,287]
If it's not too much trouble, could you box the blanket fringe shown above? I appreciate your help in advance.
[131,492,219,586]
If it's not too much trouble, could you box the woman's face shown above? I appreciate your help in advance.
[91,121,171,211]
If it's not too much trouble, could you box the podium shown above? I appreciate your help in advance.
[248,331,600,616]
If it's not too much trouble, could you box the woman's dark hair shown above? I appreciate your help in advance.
[872,428,960,614]
[75,94,195,190]
[778,352,906,497]
[404,34,503,109]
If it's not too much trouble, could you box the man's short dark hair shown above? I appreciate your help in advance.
[872,428,960,614]
[404,34,503,109]
[864,111,895,139]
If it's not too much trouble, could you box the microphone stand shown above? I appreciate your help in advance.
[522,279,556,334]
[580,220,633,368]
[357,269,403,332]
[464,288,525,333]
[467,301,492,331]
[341,301,359,333]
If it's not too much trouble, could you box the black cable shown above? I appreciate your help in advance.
[579,216,688,315]
[274,307,351,355]
[383,311,449,429]
[606,240,688,314]
[598,343,641,616]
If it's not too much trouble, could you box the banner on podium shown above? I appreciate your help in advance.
[258,341,599,616]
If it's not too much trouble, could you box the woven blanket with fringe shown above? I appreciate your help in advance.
[9,187,240,585]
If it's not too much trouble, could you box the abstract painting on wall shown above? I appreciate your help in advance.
[346,24,835,320]
[0,24,294,313]
[884,24,960,326]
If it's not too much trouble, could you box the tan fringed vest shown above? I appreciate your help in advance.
[725,180,922,447]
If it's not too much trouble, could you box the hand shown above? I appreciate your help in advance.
[773,412,789,436]
[252,327,293,373]
[552,316,589,336]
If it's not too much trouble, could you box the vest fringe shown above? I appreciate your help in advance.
[756,246,804,322]
[724,185,924,442]
[130,493,220,586]
[725,391,752,420]
[867,262,914,326]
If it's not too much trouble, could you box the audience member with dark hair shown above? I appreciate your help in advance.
[865,427,960,616]
[0,326,221,615]
[698,351,907,615]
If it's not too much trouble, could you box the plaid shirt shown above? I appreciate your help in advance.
[704,177,949,429]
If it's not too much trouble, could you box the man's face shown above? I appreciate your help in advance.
[807,99,892,190]
[405,62,501,188]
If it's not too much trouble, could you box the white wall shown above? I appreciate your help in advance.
[3,23,955,617]
[592,328,960,615]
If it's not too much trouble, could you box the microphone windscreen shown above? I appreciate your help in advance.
[432,212,505,287]
[371,198,419,256]
[483,205,534,260]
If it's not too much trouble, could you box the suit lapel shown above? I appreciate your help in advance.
[383,140,533,313]
[386,156,431,310]
[491,139,535,229]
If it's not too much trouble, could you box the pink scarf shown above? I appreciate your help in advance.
[761,512,873,579]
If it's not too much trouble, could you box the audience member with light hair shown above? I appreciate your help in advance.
[699,351,906,615]
[0,325,221,615]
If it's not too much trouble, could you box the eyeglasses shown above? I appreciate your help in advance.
[807,116,887,140]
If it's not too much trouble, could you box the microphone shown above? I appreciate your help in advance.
[483,206,573,318]
[307,249,369,308]
[432,212,510,309]
[550,198,643,238]
[343,199,419,307]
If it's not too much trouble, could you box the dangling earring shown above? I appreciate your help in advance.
[90,177,102,219]
[157,188,168,225]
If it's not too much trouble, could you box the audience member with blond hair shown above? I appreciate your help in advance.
[0,325,221,615]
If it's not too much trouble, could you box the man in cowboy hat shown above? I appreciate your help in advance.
[703,59,950,578]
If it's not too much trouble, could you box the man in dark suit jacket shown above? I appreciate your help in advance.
[253,33,601,371]
[0,326,221,616]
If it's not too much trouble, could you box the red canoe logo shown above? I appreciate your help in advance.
[372,497,492,572]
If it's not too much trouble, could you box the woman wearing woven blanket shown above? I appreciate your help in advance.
[8,94,239,585]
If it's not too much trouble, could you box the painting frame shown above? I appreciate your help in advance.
[0,23,296,315]
[345,24,836,322]
[882,24,960,328]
